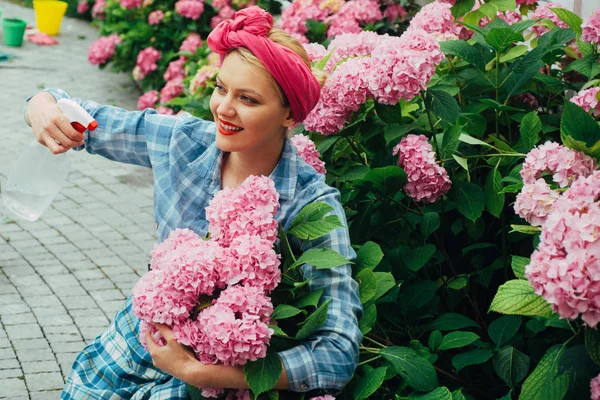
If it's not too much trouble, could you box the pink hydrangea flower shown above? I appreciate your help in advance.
[88,34,121,65]
[309,396,336,400]
[592,374,600,400]
[571,87,600,117]
[516,0,536,4]
[303,42,327,63]
[582,10,600,44]
[148,10,165,25]
[521,142,597,188]
[77,0,89,13]
[384,3,408,23]
[366,33,439,105]
[180,32,203,54]
[393,134,452,203]
[531,2,568,37]
[304,57,371,135]
[215,285,273,322]
[211,6,236,28]
[201,388,224,398]
[92,0,106,19]
[175,0,205,19]
[216,235,282,292]
[139,320,167,349]
[212,0,229,9]
[406,1,461,39]
[327,0,382,38]
[160,78,185,104]
[291,134,327,174]
[280,0,328,41]
[135,47,161,80]
[206,175,280,247]
[514,179,560,226]
[324,31,384,73]
[137,90,159,110]
[197,302,273,365]
[190,65,219,94]
[163,57,186,82]
[156,106,175,115]
[526,171,600,327]
[515,92,539,109]
[120,0,142,8]
[226,389,251,400]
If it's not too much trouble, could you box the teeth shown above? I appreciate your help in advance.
[220,122,243,132]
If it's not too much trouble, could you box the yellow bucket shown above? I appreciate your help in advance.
[33,0,68,36]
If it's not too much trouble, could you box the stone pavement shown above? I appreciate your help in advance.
[0,3,157,398]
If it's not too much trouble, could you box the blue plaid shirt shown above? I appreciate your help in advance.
[35,89,363,393]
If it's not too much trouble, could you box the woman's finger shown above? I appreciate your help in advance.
[154,324,175,342]
[42,135,69,155]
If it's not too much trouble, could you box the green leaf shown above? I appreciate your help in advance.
[362,166,408,196]
[288,215,344,241]
[372,272,396,303]
[409,387,453,400]
[557,344,595,375]
[420,213,441,239]
[429,330,442,352]
[493,346,530,388]
[403,244,436,272]
[295,298,330,340]
[452,155,469,178]
[291,202,334,228]
[488,0,516,12]
[375,102,403,124]
[550,7,583,35]
[441,124,463,159]
[485,28,524,52]
[511,256,529,279]
[585,326,600,366]
[510,224,541,235]
[515,111,541,152]
[357,268,378,304]
[290,248,351,270]
[440,40,485,70]
[380,346,439,392]
[519,345,570,400]
[560,100,600,158]
[458,133,492,147]
[353,367,387,400]
[452,349,494,372]
[398,281,438,312]
[500,183,524,194]
[510,19,538,34]
[451,389,467,400]
[313,135,340,154]
[429,313,479,331]
[489,316,522,347]
[485,168,504,218]
[489,280,553,317]
[293,288,323,309]
[448,181,486,222]
[244,349,283,396]
[314,49,334,71]
[451,0,476,18]
[499,44,528,63]
[359,303,377,335]
[279,225,295,273]
[447,275,468,290]
[427,90,461,123]
[272,305,303,320]
[438,331,480,350]
[270,325,290,338]
[563,54,600,79]
[356,241,384,271]
[577,37,596,57]
[186,384,206,400]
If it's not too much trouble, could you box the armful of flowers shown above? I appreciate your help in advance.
[132,174,351,400]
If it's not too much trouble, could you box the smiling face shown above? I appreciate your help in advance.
[209,51,294,157]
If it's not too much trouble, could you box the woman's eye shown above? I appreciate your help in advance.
[215,84,225,92]
[241,96,257,104]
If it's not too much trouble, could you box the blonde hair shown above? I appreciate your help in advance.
[232,28,327,107]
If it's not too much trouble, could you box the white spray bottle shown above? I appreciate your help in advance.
[2,99,98,222]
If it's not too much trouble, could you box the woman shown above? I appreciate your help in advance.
[25,6,362,399]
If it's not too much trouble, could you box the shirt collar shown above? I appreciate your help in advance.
[188,137,297,200]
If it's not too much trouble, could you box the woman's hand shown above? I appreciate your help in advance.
[146,323,200,383]
[26,92,85,154]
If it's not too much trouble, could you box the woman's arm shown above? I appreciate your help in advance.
[146,324,290,390]
[25,88,183,168]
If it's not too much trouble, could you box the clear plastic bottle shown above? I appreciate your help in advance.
[2,99,97,222]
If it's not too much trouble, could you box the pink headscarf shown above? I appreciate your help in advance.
[207,6,321,123]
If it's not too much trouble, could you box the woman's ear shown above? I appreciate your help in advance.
[282,110,295,128]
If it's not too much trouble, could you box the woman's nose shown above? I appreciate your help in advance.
[216,95,235,117]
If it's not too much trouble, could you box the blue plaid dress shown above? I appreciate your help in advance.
[32,90,363,400]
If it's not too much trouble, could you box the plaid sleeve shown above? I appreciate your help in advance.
[279,188,363,392]
[25,88,180,168]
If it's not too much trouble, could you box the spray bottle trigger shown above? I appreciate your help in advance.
[71,122,86,133]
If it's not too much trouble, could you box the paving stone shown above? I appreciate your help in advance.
[5,324,44,340]
[80,279,116,291]
[0,378,27,397]
[50,341,86,353]
[1,313,36,325]
[30,390,62,400]
[0,348,16,360]
[90,289,127,302]
[0,369,24,379]
[22,360,61,374]
[62,296,98,310]
[25,372,64,391]
[15,348,56,363]
[12,339,51,351]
